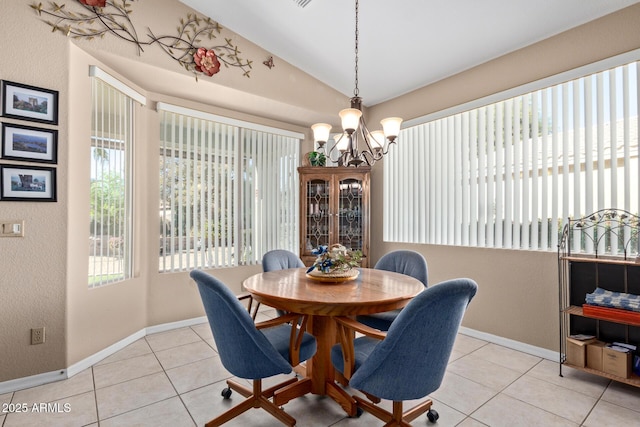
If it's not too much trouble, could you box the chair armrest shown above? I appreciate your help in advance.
[237,292,260,321]
[254,313,302,329]
[237,292,252,301]
[256,313,309,367]
[334,316,387,341]
[333,316,387,380]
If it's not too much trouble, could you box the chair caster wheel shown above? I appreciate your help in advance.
[427,409,439,423]
[221,387,232,399]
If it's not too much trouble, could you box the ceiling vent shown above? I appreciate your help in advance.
[294,0,312,7]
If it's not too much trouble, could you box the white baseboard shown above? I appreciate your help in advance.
[0,317,209,394]
[1,319,555,394]
[0,369,68,395]
[459,326,559,361]
[67,317,209,377]
[146,316,208,335]
[66,329,147,378]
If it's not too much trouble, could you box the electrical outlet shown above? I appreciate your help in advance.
[31,327,45,345]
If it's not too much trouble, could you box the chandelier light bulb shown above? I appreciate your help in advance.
[334,133,349,151]
[339,108,362,133]
[380,117,403,140]
[311,123,332,143]
[369,130,385,150]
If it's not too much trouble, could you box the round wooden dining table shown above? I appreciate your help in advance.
[242,267,424,416]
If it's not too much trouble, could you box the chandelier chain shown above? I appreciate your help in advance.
[353,0,359,97]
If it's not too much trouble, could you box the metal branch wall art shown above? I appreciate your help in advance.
[30,0,253,78]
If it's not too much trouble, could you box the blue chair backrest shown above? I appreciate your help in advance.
[349,278,477,401]
[374,250,428,287]
[262,249,305,272]
[190,270,292,379]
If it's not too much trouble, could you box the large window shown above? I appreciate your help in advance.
[385,54,639,254]
[89,67,144,287]
[158,103,300,272]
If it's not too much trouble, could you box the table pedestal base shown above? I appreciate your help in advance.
[272,376,357,417]
[326,381,358,416]
[273,315,357,416]
[273,377,312,407]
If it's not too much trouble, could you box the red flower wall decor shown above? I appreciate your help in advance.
[194,48,221,77]
[79,0,106,6]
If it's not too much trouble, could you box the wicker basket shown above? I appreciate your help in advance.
[306,268,359,283]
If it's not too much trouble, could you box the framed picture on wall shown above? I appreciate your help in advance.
[1,123,58,163]
[1,80,58,125]
[0,164,57,202]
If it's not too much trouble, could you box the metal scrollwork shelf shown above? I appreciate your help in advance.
[558,209,640,388]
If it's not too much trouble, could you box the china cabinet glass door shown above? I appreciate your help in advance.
[304,179,330,251]
[337,177,364,252]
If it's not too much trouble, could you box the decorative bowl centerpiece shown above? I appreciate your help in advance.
[306,244,362,282]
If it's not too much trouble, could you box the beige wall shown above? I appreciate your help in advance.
[1,0,70,381]
[1,0,640,384]
[0,0,334,383]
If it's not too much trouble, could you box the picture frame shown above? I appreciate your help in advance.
[1,80,58,125]
[1,123,58,164]
[0,164,56,202]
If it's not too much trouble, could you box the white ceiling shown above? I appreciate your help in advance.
[179,0,639,107]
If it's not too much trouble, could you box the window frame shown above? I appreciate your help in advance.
[88,66,145,288]
[157,102,302,272]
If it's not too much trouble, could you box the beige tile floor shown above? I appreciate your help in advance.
[2,307,640,426]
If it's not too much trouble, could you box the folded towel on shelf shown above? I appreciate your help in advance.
[585,287,640,312]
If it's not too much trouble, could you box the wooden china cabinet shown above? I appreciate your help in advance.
[298,166,370,267]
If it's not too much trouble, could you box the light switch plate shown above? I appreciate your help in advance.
[0,220,24,237]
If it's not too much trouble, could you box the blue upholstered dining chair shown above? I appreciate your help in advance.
[262,249,305,316]
[331,278,477,425]
[356,250,428,331]
[262,249,305,272]
[190,270,317,426]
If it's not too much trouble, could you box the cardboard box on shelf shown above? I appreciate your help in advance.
[602,346,632,378]
[586,340,606,371]
[566,337,596,367]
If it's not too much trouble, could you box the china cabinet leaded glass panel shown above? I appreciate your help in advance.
[338,178,364,252]
[305,179,330,250]
[298,166,370,267]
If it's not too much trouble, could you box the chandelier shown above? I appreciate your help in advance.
[311,0,402,167]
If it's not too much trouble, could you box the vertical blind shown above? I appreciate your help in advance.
[89,72,139,288]
[241,129,300,263]
[385,59,640,254]
[158,104,300,272]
